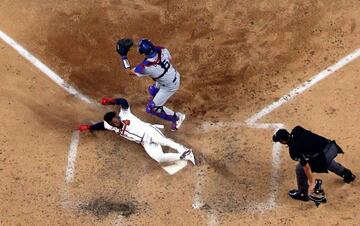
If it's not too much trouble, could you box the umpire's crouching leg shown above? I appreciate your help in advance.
[295,163,309,194]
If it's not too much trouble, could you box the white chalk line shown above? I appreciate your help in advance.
[192,168,220,226]
[246,48,360,126]
[244,48,360,212]
[192,168,206,209]
[0,28,100,217]
[62,132,84,212]
[0,28,187,224]
[65,130,80,183]
[60,186,83,210]
[0,29,94,104]
[194,48,360,218]
[3,25,359,223]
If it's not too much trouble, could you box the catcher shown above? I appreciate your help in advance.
[115,38,185,131]
[273,126,356,202]
[77,97,195,165]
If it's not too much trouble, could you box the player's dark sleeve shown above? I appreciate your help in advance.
[113,98,129,109]
[300,155,308,166]
[90,122,106,131]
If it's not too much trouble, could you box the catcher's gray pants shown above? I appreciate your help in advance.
[152,73,181,116]
[296,142,345,193]
[153,73,180,106]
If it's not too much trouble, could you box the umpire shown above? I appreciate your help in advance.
[273,126,356,201]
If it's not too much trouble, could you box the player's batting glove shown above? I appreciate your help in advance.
[116,38,133,57]
[101,97,116,105]
[77,124,90,132]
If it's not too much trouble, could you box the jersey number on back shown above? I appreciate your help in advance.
[159,59,170,71]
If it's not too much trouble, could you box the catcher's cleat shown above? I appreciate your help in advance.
[172,113,185,131]
[170,123,177,131]
[180,150,195,165]
[288,189,309,202]
[342,168,356,184]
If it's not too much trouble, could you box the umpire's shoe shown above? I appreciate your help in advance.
[288,189,309,202]
[342,168,356,184]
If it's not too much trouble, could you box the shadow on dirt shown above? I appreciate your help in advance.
[197,153,236,178]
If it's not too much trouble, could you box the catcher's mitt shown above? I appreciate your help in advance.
[116,38,133,56]
[309,179,327,207]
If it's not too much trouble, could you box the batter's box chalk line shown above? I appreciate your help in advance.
[0,29,95,105]
[2,26,359,222]
[0,29,189,176]
[195,48,360,214]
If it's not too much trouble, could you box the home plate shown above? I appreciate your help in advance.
[162,160,188,175]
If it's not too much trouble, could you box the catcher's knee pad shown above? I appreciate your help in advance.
[148,84,159,97]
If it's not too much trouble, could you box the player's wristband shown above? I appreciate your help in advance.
[121,56,131,69]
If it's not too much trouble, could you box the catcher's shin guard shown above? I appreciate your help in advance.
[146,100,178,122]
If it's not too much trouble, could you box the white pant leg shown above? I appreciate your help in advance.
[142,141,182,163]
[149,126,189,154]
[159,137,189,154]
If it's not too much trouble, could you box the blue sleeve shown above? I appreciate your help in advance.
[134,64,145,74]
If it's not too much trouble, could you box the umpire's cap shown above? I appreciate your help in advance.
[272,129,290,142]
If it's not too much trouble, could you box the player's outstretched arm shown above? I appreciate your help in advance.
[76,122,106,132]
[101,98,129,109]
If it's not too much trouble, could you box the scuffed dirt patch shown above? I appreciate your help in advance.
[79,197,137,218]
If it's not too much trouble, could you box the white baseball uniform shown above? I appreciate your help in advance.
[102,106,189,163]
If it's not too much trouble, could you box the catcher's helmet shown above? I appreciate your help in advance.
[138,39,156,57]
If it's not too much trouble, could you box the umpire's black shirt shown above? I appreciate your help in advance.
[288,126,330,172]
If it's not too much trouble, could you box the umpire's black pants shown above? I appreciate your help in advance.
[296,142,345,193]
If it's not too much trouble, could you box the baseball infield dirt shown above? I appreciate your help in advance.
[0,0,359,225]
